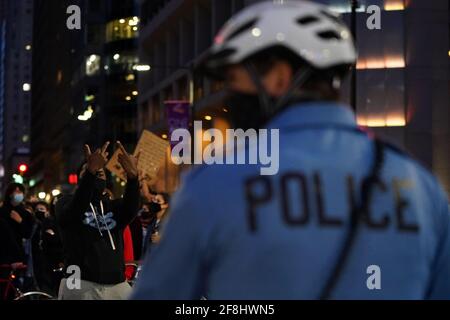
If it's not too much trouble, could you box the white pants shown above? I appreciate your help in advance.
[58,278,132,300]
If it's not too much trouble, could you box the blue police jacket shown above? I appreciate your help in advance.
[131,102,450,300]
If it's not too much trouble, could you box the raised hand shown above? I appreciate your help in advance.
[117,141,140,179]
[139,170,153,201]
[84,141,110,175]
[10,210,23,224]
[151,232,161,244]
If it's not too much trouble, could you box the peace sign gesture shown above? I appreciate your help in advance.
[84,141,110,175]
[116,141,140,179]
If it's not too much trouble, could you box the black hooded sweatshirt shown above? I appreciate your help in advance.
[56,171,139,285]
[0,217,24,265]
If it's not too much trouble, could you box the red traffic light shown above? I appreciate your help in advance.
[68,174,78,185]
[18,164,28,173]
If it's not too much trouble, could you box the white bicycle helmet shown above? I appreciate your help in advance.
[202,0,357,73]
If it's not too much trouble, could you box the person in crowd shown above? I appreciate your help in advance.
[0,183,34,263]
[31,201,64,295]
[0,217,26,300]
[0,183,35,291]
[142,193,170,256]
[0,217,25,266]
[56,141,140,300]
[131,1,450,300]
[129,203,152,262]
[129,176,157,261]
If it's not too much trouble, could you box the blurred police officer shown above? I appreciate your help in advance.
[131,1,450,299]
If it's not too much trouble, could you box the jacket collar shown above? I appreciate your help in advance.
[266,102,357,130]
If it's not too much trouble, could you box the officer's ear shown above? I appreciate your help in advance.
[262,60,294,97]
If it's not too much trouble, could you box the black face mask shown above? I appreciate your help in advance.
[224,91,275,130]
[35,210,47,221]
[148,202,162,215]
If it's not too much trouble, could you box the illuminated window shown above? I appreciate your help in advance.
[339,7,407,127]
[321,0,405,13]
[384,0,405,11]
[105,53,139,74]
[356,69,406,127]
[356,56,405,70]
[106,17,139,43]
[86,54,101,76]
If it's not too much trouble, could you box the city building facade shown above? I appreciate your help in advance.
[0,0,33,193]
[30,0,141,197]
[137,0,449,195]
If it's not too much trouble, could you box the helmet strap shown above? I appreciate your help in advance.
[244,62,272,117]
[274,67,313,111]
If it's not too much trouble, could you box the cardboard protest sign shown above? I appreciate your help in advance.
[106,130,169,183]
[134,130,169,185]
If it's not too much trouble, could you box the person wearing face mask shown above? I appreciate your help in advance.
[55,141,140,300]
[129,203,155,261]
[141,193,170,258]
[128,177,157,261]
[0,183,34,263]
[31,201,63,296]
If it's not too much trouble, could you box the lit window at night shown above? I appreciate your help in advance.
[105,53,139,74]
[323,0,405,13]
[355,68,406,127]
[86,54,101,76]
[106,17,139,43]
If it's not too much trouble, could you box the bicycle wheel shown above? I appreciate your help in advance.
[14,291,54,300]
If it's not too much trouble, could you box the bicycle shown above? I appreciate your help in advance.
[0,264,54,300]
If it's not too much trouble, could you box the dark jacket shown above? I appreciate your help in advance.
[0,217,24,264]
[55,171,139,284]
[40,217,64,268]
[142,218,163,258]
[0,203,34,262]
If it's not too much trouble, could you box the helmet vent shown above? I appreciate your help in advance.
[297,16,320,26]
[225,18,259,42]
[320,10,343,25]
[317,30,341,40]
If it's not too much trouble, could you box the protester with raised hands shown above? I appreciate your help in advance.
[56,141,140,300]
